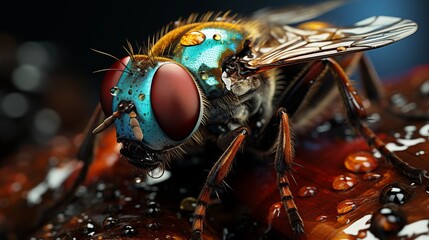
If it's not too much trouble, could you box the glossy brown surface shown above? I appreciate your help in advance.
[0,64,429,239]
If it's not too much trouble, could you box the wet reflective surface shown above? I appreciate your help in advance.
[1,65,429,239]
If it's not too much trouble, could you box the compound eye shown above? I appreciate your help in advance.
[151,63,201,141]
[99,56,130,116]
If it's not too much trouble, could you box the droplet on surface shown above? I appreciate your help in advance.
[415,150,425,156]
[344,151,378,173]
[122,225,137,236]
[82,222,96,237]
[180,197,197,212]
[146,201,161,216]
[357,230,367,239]
[379,182,413,205]
[316,215,328,222]
[146,222,161,230]
[337,199,357,215]
[267,202,282,223]
[369,203,406,239]
[102,216,118,229]
[110,86,120,96]
[138,93,145,101]
[337,215,350,224]
[298,186,317,197]
[180,31,206,46]
[332,173,358,191]
[363,173,381,181]
[265,202,282,233]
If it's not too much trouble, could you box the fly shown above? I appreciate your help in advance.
[47,2,429,239]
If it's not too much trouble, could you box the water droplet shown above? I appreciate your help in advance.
[110,86,120,96]
[363,173,381,181]
[316,215,328,222]
[102,216,118,229]
[332,173,358,191]
[265,202,282,233]
[344,151,378,173]
[337,199,357,215]
[180,197,197,212]
[298,186,317,197]
[379,182,413,205]
[138,93,145,101]
[337,215,350,224]
[369,203,406,239]
[82,222,96,237]
[415,150,425,156]
[122,225,137,236]
[213,33,222,41]
[146,222,161,230]
[358,230,367,238]
[128,89,133,95]
[200,71,209,80]
[146,201,161,216]
[180,31,206,46]
[267,202,282,223]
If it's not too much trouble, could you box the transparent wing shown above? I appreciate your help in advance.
[251,0,348,25]
[247,16,417,68]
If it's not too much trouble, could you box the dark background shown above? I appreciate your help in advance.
[0,0,428,158]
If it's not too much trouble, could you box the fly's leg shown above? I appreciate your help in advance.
[191,127,248,240]
[350,54,429,120]
[275,108,304,235]
[355,54,386,104]
[324,58,428,183]
[40,104,103,223]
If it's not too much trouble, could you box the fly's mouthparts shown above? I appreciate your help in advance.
[119,138,161,170]
[130,110,143,141]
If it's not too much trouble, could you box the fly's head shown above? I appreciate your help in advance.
[97,55,204,171]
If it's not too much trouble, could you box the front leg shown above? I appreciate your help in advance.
[324,58,428,183]
[275,108,304,235]
[191,127,248,240]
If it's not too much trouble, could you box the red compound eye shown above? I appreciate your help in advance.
[151,63,201,141]
[99,56,130,116]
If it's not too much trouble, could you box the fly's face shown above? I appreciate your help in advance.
[98,55,204,170]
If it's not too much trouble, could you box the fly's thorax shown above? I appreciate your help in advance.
[170,23,247,99]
